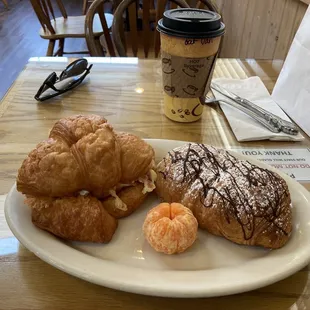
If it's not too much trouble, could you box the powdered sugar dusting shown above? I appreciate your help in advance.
[159,143,291,240]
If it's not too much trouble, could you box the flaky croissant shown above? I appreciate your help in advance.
[17,115,154,198]
[17,115,156,243]
[27,195,117,243]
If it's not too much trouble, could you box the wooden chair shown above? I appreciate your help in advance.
[85,0,116,56]
[83,0,93,14]
[83,0,122,14]
[195,0,224,55]
[30,0,113,56]
[196,0,220,12]
[1,0,8,9]
[137,1,156,22]
[111,0,190,58]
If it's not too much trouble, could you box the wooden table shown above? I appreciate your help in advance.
[1,57,310,310]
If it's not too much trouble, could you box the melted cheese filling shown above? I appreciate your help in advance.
[139,169,157,194]
[108,170,157,211]
[109,189,128,211]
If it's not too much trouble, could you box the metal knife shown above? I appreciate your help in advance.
[210,82,299,136]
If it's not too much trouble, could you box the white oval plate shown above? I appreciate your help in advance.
[5,139,310,298]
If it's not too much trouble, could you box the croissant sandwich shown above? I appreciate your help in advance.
[156,143,292,249]
[17,115,157,242]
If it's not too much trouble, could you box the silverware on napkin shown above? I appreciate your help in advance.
[208,82,299,136]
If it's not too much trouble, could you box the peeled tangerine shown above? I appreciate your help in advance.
[143,202,198,254]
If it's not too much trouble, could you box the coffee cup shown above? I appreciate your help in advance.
[157,9,225,122]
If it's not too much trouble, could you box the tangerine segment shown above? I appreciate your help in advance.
[143,202,198,254]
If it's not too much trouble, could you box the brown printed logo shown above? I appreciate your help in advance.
[162,57,175,74]
[164,85,175,93]
[171,104,202,119]
[182,67,199,78]
[183,85,198,96]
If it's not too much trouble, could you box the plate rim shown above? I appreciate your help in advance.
[5,139,310,298]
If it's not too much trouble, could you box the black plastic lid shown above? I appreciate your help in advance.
[157,8,225,39]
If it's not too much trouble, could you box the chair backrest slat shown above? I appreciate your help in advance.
[56,0,68,18]
[196,0,220,13]
[30,0,68,35]
[98,2,116,56]
[128,1,138,57]
[40,0,51,21]
[32,3,47,31]
[197,1,204,9]
[30,0,54,34]
[154,0,167,58]
[170,2,178,9]
[46,0,56,20]
[142,0,151,57]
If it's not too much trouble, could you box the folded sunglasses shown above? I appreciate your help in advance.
[35,58,93,102]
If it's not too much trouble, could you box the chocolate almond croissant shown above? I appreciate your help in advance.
[17,115,156,242]
[156,143,292,249]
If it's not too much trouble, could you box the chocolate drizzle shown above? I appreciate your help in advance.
[159,143,291,241]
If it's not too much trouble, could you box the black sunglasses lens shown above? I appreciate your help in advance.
[60,59,88,80]
[39,72,57,93]
[46,72,57,84]
[61,65,92,91]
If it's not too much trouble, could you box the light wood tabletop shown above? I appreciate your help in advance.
[1,57,310,310]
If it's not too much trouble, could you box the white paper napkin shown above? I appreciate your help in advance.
[211,76,304,142]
